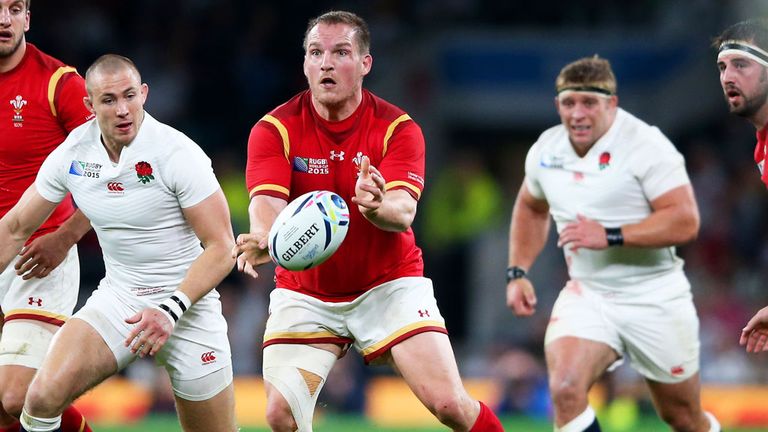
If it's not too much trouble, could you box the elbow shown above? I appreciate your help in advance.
[677,216,700,245]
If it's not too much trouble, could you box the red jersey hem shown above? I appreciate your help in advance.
[4,313,66,326]
[263,336,354,349]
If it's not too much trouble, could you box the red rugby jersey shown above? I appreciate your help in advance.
[246,89,426,301]
[756,124,768,188]
[0,43,93,240]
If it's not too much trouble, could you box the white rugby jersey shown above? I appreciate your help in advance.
[525,108,691,294]
[36,113,220,291]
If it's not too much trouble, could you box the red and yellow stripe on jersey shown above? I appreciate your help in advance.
[0,43,93,242]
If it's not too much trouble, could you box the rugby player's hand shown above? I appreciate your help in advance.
[506,278,537,316]
[124,308,174,358]
[232,231,271,278]
[740,306,768,353]
[557,214,608,252]
[14,231,70,280]
[352,156,385,216]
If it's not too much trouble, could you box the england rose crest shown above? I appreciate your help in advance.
[135,161,154,184]
[599,152,611,170]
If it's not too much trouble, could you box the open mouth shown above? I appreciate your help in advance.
[116,121,132,132]
[0,30,13,41]
[320,77,336,88]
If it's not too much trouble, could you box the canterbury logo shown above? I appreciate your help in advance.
[201,351,216,364]
[107,182,124,192]
[28,297,42,306]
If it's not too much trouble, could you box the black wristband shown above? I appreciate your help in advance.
[605,227,624,246]
[506,266,527,283]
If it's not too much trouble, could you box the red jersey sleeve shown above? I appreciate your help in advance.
[245,117,292,199]
[53,71,92,133]
[379,120,426,200]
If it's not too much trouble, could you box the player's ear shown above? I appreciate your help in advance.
[83,97,94,114]
[140,83,149,104]
[361,53,372,76]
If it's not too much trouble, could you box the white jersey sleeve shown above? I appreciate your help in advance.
[163,140,220,209]
[35,136,74,204]
[631,127,690,201]
[524,140,545,199]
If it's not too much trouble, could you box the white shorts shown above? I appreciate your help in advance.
[0,245,79,325]
[264,277,447,364]
[74,279,231,387]
[544,280,700,383]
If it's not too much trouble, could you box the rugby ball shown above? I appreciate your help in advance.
[268,190,350,270]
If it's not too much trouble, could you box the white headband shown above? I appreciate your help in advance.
[718,40,768,67]
[557,89,613,99]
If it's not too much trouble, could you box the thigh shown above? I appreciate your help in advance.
[545,337,619,391]
[175,382,236,432]
[0,319,58,369]
[0,246,79,323]
[32,318,117,404]
[348,277,447,364]
[646,372,703,418]
[614,292,700,383]
[389,332,468,407]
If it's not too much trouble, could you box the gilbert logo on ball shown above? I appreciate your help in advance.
[268,190,350,270]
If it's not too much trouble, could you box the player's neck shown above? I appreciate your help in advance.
[311,92,362,122]
[750,103,768,131]
[0,40,26,74]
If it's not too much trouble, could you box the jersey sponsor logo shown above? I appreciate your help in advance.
[539,153,564,169]
[417,309,430,318]
[69,160,102,178]
[201,351,217,365]
[292,157,329,174]
[107,181,125,195]
[330,150,345,161]
[670,365,685,376]
[599,152,611,170]
[10,95,27,127]
[135,161,155,184]
[28,297,42,307]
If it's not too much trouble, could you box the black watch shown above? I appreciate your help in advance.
[506,266,527,283]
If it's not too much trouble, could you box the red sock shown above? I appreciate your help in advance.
[60,405,91,432]
[469,401,504,432]
[0,420,20,432]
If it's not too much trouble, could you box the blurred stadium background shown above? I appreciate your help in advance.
[25,0,768,430]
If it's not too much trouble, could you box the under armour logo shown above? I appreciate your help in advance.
[670,365,685,376]
[330,150,345,161]
[418,309,430,318]
[201,351,216,364]
[28,297,42,307]
[107,182,124,192]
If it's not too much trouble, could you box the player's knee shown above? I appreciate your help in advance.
[549,376,586,410]
[265,396,297,432]
[424,391,472,428]
[0,385,27,418]
[24,379,67,416]
[658,407,699,432]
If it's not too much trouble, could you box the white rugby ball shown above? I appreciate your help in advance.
[268,190,350,271]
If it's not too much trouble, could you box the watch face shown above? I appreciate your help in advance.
[507,267,526,281]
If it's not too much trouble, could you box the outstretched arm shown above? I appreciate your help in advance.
[15,209,92,280]
[125,189,236,357]
[232,194,288,278]
[0,185,58,274]
[506,182,550,317]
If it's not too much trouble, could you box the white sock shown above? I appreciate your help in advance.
[705,411,720,432]
[555,406,596,432]
[20,408,62,432]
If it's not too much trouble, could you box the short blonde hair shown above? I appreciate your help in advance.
[556,55,617,96]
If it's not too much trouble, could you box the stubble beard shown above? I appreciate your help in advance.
[730,69,768,119]
[0,36,23,59]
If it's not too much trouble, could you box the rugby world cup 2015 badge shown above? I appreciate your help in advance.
[69,160,103,178]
